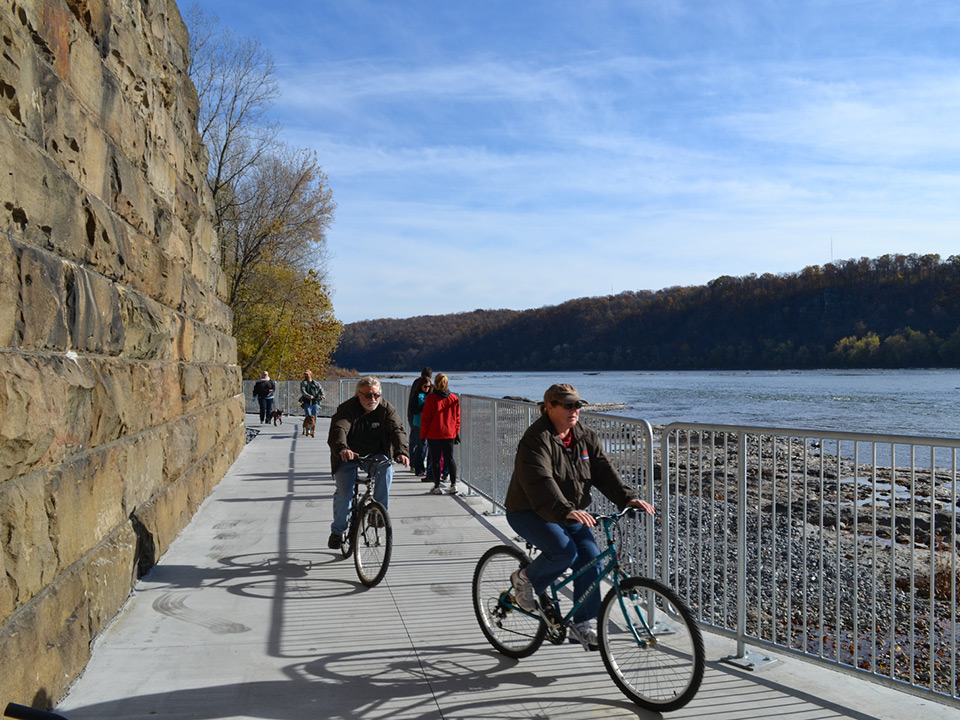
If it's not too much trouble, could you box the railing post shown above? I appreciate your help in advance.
[486,401,503,515]
[723,430,776,670]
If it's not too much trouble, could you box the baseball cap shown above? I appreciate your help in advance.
[543,383,588,406]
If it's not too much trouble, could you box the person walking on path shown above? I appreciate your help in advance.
[299,370,324,418]
[326,376,409,549]
[407,367,432,469]
[419,372,461,495]
[503,383,655,648]
[252,371,276,424]
[409,378,431,476]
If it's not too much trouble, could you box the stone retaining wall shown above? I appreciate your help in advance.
[0,0,243,706]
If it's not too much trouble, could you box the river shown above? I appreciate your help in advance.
[382,368,960,439]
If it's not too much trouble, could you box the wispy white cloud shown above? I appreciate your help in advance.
[191,0,960,323]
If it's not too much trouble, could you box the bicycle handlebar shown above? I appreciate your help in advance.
[4,703,70,720]
[590,505,647,523]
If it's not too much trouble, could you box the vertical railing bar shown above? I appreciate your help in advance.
[927,445,936,692]
[952,448,958,699]
[755,433,763,640]
[786,436,795,651]
[871,442,878,676]
[835,439,843,665]
[909,444,917,687]
[889,444,897,682]
[852,440,860,672]
[736,430,748,657]
[771,433,778,645]
[695,430,704,610]
[818,440,827,659]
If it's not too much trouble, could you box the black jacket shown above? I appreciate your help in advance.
[504,413,637,524]
[327,397,408,473]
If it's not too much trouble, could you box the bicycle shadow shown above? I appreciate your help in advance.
[58,645,660,720]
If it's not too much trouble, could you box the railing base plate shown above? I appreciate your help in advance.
[722,648,778,671]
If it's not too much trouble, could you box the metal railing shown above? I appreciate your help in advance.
[241,378,410,420]
[661,423,959,704]
[237,378,959,706]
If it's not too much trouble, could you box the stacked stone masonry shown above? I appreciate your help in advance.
[0,0,244,707]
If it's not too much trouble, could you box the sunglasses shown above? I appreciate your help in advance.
[554,401,584,410]
[360,392,382,399]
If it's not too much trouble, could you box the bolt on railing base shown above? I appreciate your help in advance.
[722,648,778,671]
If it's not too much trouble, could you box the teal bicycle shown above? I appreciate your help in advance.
[472,506,704,712]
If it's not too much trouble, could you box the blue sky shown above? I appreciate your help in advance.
[188,1,960,324]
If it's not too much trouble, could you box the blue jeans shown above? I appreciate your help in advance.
[409,426,426,473]
[506,509,602,623]
[257,396,274,422]
[304,402,319,417]
[330,455,392,535]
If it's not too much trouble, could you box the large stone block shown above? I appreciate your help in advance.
[0,353,95,482]
[0,550,99,707]
[132,469,191,566]
[65,263,125,354]
[17,246,70,351]
[117,285,175,360]
[0,4,44,142]
[0,467,59,618]
[118,431,166,513]
[0,234,17,347]
[47,447,129,573]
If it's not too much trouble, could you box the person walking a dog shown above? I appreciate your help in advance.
[300,370,324,418]
[326,376,410,549]
[252,371,276,424]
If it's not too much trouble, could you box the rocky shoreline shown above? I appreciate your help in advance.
[640,427,959,694]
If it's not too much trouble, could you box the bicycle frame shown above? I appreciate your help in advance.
[516,511,658,642]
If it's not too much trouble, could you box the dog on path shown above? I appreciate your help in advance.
[302,414,316,437]
[271,409,283,425]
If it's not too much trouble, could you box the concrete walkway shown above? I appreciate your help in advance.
[56,416,955,720]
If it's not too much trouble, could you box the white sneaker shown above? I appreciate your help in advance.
[571,619,599,649]
[448,483,458,495]
[510,569,537,612]
[430,486,444,495]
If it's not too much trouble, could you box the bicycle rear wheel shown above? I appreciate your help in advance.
[353,501,392,587]
[472,545,546,658]
[598,577,704,712]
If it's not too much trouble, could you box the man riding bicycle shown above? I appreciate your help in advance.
[504,384,655,647]
[327,376,409,549]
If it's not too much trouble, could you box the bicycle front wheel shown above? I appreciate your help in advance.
[598,577,704,712]
[472,545,546,658]
[353,501,392,587]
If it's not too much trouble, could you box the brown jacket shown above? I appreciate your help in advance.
[327,397,408,473]
[504,413,637,524]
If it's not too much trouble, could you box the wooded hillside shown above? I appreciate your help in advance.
[332,254,960,371]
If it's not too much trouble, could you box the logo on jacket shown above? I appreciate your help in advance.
[580,449,590,461]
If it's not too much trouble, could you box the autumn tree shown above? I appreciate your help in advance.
[186,4,341,378]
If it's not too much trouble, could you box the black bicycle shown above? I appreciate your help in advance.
[472,507,704,712]
[337,454,393,587]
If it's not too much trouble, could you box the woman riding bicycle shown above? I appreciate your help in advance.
[504,383,655,648]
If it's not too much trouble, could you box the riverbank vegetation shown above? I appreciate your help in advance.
[333,253,960,371]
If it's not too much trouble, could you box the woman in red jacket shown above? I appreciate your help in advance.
[419,372,461,495]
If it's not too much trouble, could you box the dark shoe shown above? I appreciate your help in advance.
[327,533,342,549]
